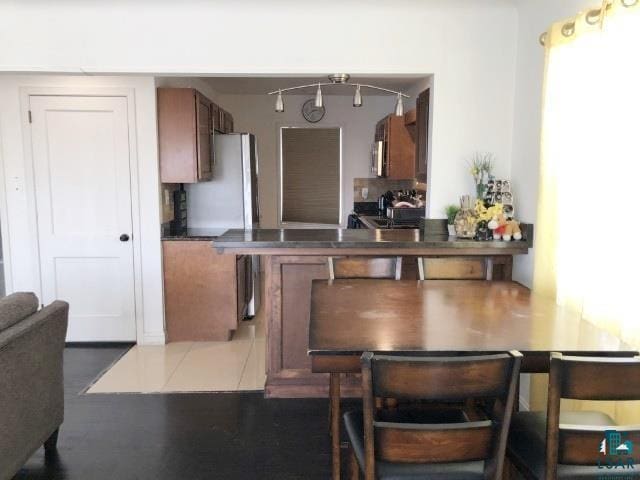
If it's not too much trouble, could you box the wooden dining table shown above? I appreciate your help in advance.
[308,279,637,480]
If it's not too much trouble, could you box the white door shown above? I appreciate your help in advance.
[29,95,136,341]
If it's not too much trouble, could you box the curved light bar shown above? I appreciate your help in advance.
[268,81,410,98]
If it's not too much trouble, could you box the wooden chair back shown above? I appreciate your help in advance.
[545,353,640,479]
[417,257,487,280]
[327,256,402,280]
[360,351,522,480]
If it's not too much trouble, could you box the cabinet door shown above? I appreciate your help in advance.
[224,111,234,133]
[212,102,222,132]
[415,88,430,180]
[163,241,237,342]
[387,115,415,179]
[195,93,213,181]
[158,88,199,183]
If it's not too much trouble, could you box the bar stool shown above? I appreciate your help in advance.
[344,351,522,480]
[507,353,640,479]
[324,256,402,480]
[417,257,488,281]
[327,256,403,280]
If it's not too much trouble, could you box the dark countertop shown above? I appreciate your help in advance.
[162,228,229,241]
[212,228,530,254]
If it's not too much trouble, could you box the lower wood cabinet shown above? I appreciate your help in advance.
[162,240,245,342]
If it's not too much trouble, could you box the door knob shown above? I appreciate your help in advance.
[120,234,130,242]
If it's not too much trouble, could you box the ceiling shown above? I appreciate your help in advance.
[200,75,428,96]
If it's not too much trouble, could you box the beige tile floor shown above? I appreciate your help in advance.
[87,315,266,394]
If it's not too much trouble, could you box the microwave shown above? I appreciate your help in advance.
[371,140,385,177]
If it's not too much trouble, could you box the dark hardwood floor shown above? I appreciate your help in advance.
[15,346,347,480]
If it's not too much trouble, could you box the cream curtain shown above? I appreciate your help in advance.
[532,0,640,418]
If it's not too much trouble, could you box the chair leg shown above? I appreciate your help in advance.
[44,428,59,452]
[330,373,341,480]
[349,444,359,480]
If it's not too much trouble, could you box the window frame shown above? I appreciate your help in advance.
[277,124,343,228]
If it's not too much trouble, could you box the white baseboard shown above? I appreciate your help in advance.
[141,332,166,345]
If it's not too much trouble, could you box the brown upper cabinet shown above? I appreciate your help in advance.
[375,114,416,179]
[158,88,234,183]
[219,107,234,134]
[414,88,430,182]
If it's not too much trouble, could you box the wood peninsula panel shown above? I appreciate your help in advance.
[163,241,238,342]
[264,254,515,398]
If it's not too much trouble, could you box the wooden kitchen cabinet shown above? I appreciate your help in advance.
[375,114,416,179]
[163,241,247,341]
[158,88,214,183]
[216,107,234,134]
[414,88,430,181]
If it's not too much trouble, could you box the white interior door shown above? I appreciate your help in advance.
[29,95,136,341]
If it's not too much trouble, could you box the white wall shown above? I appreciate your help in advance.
[156,77,227,108]
[0,75,165,344]
[510,0,597,287]
[214,94,400,228]
[0,0,519,219]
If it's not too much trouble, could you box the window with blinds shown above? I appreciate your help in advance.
[280,127,341,225]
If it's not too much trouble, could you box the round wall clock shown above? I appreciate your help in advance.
[302,99,325,123]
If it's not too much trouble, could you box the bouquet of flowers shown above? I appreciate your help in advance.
[468,152,494,200]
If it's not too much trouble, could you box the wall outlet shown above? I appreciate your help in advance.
[362,187,369,200]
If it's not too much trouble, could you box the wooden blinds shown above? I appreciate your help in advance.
[281,127,340,225]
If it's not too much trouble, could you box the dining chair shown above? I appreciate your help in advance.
[344,351,522,480]
[507,353,640,479]
[417,257,488,281]
[324,255,403,471]
[328,256,403,280]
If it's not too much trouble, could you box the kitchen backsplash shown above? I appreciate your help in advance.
[353,178,418,202]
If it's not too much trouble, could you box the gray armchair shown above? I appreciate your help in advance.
[0,293,69,480]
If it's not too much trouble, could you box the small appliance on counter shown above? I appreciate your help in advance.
[168,186,188,236]
[378,191,394,217]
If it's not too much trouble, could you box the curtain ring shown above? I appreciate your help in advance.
[621,0,638,7]
[586,9,602,24]
[539,32,548,46]
[561,21,576,37]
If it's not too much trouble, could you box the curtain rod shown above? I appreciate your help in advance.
[539,0,637,46]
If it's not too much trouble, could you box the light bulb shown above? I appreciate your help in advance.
[394,93,404,117]
[275,90,284,112]
[314,84,323,108]
[353,84,362,107]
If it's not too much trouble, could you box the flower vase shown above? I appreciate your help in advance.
[454,195,478,239]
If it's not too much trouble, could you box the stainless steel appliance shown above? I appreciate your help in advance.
[187,133,261,317]
[372,140,384,177]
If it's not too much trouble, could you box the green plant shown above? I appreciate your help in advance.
[445,205,460,225]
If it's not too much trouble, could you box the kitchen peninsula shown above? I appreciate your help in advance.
[213,228,531,398]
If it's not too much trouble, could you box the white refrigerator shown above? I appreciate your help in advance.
[187,133,260,317]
